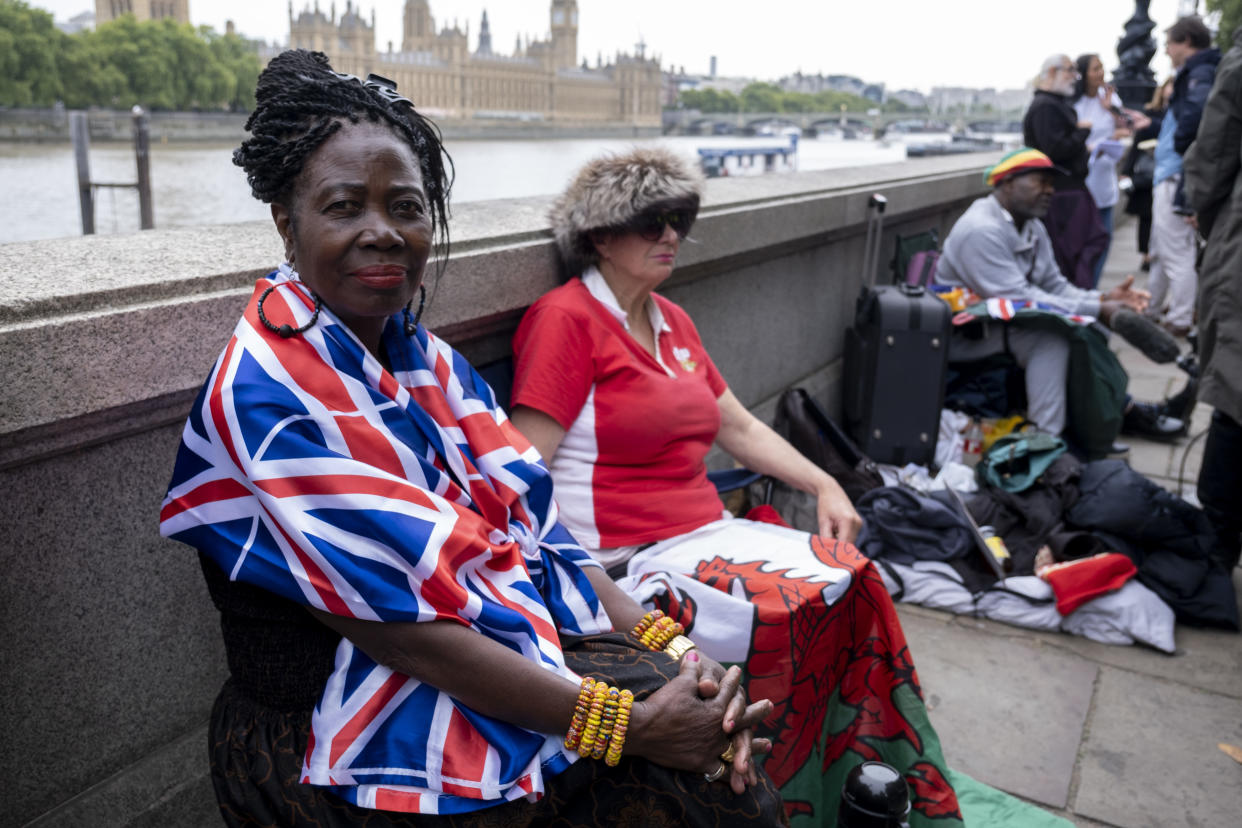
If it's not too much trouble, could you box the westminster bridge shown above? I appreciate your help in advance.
[661,108,1024,137]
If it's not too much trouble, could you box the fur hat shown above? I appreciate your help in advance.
[549,147,704,278]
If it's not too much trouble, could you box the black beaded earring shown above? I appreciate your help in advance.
[257,283,322,338]
[404,284,426,336]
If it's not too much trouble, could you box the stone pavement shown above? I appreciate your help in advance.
[895,219,1242,826]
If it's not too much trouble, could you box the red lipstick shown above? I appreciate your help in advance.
[351,265,407,288]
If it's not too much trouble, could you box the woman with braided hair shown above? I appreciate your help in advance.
[161,50,785,826]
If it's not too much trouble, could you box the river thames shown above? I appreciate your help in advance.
[1,134,922,245]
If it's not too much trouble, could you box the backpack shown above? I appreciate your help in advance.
[977,432,1067,493]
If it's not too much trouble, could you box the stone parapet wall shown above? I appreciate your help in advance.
[0,153,995,826]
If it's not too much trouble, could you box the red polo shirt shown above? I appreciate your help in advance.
[512,269,728,550]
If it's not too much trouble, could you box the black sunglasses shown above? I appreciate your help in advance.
[629,209,695,242]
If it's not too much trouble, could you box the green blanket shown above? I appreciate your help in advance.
[956,308,1127,459]
[947,769,1075,827]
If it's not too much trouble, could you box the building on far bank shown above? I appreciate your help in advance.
[927,86,1030,114]
[95,1,190,26]
[56,10,96,34]
[779,72,886,104]
[286,0,662,126]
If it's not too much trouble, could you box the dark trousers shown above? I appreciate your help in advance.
[1197,409,1242,571]
[1137,212,1152,255]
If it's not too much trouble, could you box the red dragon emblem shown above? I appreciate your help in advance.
[648,534,961,823]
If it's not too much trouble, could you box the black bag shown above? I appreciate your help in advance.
[1130,150,1155,191]
[773,387,883,504]
[843,194,951,466]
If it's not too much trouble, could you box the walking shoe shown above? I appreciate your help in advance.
[1122,401,1185,442]
[1105,441,1131,459]
[1160,377,1199,423]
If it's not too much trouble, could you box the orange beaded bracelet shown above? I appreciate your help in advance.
[564,677,596,751]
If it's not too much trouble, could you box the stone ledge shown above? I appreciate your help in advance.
[0,154,993,448]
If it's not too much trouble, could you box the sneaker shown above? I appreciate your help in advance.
[1105,440,1131,459]
[1122,401,1185,442]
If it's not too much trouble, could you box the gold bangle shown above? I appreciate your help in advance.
[663,634,698,661]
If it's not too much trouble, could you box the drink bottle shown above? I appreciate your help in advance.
[837,761,911,828]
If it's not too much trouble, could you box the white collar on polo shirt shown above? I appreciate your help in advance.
[581,265,672,335]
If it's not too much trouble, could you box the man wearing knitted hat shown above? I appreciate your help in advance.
[937,147,1184,445]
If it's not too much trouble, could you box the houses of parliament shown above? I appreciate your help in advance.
[288,1,663,126]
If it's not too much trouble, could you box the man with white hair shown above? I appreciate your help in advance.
[1024,55,1090,187]
[1022,55,1108,288]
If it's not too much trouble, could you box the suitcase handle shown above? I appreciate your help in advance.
[862,193,888,290]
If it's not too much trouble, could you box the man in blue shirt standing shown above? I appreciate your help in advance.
[1148,16,1220,337]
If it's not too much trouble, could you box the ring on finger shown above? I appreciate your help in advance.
[703,762,728,783]
[720,744,736,763]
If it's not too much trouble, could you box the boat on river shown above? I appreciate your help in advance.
[698,134,799,178]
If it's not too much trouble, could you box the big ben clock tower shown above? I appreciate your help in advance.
[550,0,578,70]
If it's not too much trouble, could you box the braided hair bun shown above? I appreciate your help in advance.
[234,49,453,260]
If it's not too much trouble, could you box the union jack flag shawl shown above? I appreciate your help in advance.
[160,266,610,815]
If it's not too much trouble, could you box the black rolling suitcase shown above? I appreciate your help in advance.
[843,194,950,467]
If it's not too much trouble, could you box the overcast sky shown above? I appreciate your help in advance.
[33,0,1204,92]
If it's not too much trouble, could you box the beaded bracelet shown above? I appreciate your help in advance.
[640,615,684,651]
[563,677,596,751]
[577,679,610,757]
[631,610,665,640]
[590,685,621,760]
[564,678,633,766]
[604,689,634,766]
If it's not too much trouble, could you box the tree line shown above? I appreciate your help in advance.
[0,0,262,110]
[678,82,910,114]
[1206,0,1241,48]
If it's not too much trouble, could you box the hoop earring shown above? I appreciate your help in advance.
[257,283,322,338]
[404,284,426,336]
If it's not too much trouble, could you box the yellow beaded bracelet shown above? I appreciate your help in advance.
[604,689,634,766]
[590,686,621,760]
[631,610,664,640]
[577,679,609,757]
[641,615,684,651]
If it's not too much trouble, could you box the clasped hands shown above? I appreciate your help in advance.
[627,651,772,794]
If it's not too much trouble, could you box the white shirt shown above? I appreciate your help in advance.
[1074,89,1125,209]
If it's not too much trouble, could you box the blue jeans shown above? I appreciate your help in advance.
[1090,205,1114,289]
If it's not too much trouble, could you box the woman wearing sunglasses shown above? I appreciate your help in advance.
[508,148,962,826]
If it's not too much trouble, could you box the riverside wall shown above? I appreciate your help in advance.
[0,153,995,826]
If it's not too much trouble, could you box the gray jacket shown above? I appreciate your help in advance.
[1184,27,1242,424]
[936,194,1101,317]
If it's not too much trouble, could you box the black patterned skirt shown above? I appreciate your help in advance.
[207,633,787,827]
